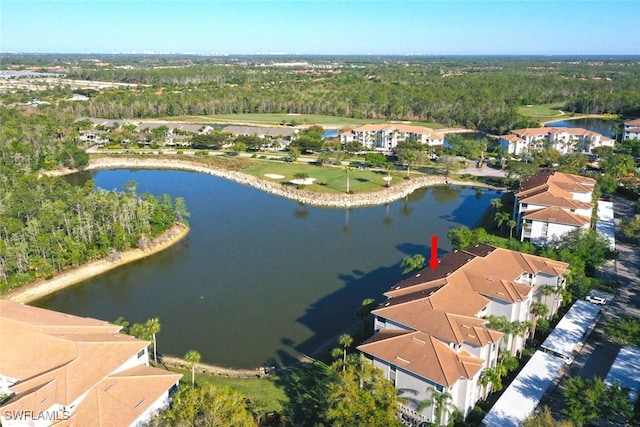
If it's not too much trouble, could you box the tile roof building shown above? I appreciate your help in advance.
[0,300,181,427]
[499,127,614,155]
[513,170,595,246]
[358,244,569,425]
[340,124,445,152]
[623,118,640,141]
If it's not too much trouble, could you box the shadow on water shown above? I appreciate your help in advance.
[280,238,447,367]
[287,262,403,362]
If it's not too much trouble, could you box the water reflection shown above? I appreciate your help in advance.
[47,169,496,368]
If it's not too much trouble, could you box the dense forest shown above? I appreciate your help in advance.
[0,107,188,292]
[3,55,640,134]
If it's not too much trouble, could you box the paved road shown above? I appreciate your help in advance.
[543,193,640,421]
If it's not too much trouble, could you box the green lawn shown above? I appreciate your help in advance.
[517,103,569,122]
[242,160,408,193]
[169,367,287,413]
[163,113,447,129]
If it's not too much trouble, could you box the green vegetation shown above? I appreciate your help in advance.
[167,366,286,415]
[5,55,640,134]
[563,377,633,426]
[604,317,640,346]
[241,161,406,193]
[0,109,189,293]
[517,103,569,122]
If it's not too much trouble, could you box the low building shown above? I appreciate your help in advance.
[623,119,640,141]
[358,244,569,425]
[499,127,614,155]
[514,170,595,246]
[340,124,444,152]
[0,300,181,427]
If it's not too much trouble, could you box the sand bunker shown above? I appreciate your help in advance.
[290,178,317,185]
[264,174,285,179]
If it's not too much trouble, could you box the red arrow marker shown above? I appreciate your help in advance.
[429,235,439,270]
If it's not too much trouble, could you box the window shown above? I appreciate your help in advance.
[137,349,145,358]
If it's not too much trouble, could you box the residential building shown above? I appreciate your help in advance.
[499,127,614,155]
[513,170,595,246]
[340,124,444,152]
[0,300,181,427]
[623,118,640,141]
[358,244,569,425]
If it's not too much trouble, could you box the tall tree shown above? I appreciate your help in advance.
[145,317,161,362]
[185,349,201,388]
[417,389,456,426]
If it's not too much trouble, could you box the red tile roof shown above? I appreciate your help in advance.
[523,206,590,227]
[358,331,484,387]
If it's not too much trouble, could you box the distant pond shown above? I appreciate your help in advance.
[545,117,620,138]
[35,170,497,369]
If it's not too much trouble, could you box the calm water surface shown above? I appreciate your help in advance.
[545,117,620,137]
[35,170,496,368]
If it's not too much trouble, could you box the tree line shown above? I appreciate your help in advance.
[0,107,189,292]
[8,56,640,135]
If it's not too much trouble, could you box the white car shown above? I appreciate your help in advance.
[585,295,606,305]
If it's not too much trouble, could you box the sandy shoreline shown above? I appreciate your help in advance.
[3,223,190,303]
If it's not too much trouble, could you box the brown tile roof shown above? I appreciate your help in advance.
[373,301,502,347]
[523,206,591,227]
[0,300,181,426]
[358,331,483,387]
[625,118,640,126]
[383,244,568,305]
[515,170,594,212]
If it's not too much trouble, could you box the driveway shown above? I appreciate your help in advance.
[457,162,507,177]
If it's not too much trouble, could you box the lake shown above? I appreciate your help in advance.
[545,117,620,138]
[34,169,497,369]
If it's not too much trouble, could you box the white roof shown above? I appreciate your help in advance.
[540,300,601,358]
[596,200,615,250]
[481,351,565,427]
[605,346,640,402]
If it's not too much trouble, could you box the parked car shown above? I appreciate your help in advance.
[585,295,606,305]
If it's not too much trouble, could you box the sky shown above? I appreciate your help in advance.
[1,0,639,56]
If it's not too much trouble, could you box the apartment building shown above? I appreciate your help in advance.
[499,127,614,155]
[513,170,595,246]
[623,118,640,141]
[0,300,181,427]
[340,124,445,152]
[358,244,569,425]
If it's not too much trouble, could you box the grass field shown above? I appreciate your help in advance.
[169,367,287,412]
[163,113,447,129]
[242,160,408,193]
[517,103,569,122]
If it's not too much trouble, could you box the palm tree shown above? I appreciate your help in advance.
[508,220,517,238]
[417,389,455,425]
[530,302,549,340]
[490,198,503,214]
[541,284,555,310]
[344,166,353,193]
[494,211,511,233]
[400,254,425,274]
[338,334,353,371]
[384,162,392,187]
[185,350,201,388]
[356,298,376,338]
[145,317,161,362]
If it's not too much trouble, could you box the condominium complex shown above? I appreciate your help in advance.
[623,118,640,141]
[0,301,181,427]
[513,170,595,246]
[358,244,569,425]
[340,124,445,151]
[499,127,614,155]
